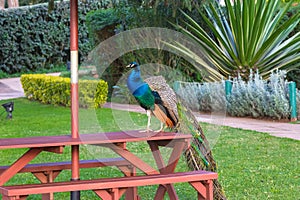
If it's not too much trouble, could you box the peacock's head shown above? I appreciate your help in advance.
[126,62,139,69]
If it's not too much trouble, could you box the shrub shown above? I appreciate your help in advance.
[227,71,290,119]
[176,71,295,120]
[297,90,300,119]
[175,81,225,112]
[0,0,108,74]
[21,74,108,108]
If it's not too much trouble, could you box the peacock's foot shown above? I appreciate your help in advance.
[139,128,153,133]
[154,122,165,133]
[154,128,164,133]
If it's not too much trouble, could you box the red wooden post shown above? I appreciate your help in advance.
[70,0,80,199]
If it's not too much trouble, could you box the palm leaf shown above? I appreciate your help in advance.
[169,0,300,80]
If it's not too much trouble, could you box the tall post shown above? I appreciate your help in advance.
[225,80,232,96]
[289,82,297,122]
[70,0,80,199]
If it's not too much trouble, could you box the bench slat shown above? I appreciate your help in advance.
[0,171,217,196]
[0,158,129,174]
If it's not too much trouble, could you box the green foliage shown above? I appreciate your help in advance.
[227,71,290,119]
[86,1,209,97]
[171,0,300,81]
[19,0,47,6]
[20,74,108,108]
[287,70,300,89]
[176,70,296,120]
[86,8,120,46]
[21,74,70,106]
[282,2,300,37]
[94,79,109,108]
[0,0,108,74]
[176,81,225,112]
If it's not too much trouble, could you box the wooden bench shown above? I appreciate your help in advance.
[0,158,130,175]
[0,170,218,200]
[0,158,133,200]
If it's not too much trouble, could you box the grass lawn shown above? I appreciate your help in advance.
[0,98,299,199]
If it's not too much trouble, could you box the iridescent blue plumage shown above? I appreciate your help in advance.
[126,63,155,111]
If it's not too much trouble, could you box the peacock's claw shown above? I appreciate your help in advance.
[154,122,165,132]
[139,128,153,133]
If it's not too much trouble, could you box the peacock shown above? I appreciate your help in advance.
[126,62,178,132]
[126,62,226,199]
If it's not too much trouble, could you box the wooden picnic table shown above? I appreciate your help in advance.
[0,131,214,199]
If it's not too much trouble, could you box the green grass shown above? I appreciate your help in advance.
[0,98,299,199]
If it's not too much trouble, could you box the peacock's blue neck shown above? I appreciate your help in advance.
[127,66,147,94]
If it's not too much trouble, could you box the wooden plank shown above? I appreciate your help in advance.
[149,140,187,200]
[0,135,73,149]
[0,148,43,186]
[5,158,128,173]
[106,144,159,175]
[0,171,218,196]
[190,180,213,200]
[0,132,192,150]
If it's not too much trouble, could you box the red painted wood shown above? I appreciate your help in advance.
[190,181,207,199]
[43,146,64,154]
[70,0,78,51]
[0,132,192,196]
[0,158,128,174]
[190,180,213,200]
[0,132,192,150]
[0,148,43,185]
[149,140,187,199]
[0,158,127,175]
[71,144,80,180]
[71,83,79,139]
[107,143,159,175]
[0,171,218,198]
[94,190,113,200]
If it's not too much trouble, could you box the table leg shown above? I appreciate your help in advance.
[148,140,186,200]
[105,144,159,175]
[118,165,139,200]
[32,171,61,200]
[0,148,43,185]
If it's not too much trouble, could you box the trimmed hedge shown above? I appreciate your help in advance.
[21,74,108,108]
[0,0,109,74]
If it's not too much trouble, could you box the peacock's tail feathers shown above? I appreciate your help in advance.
[176,97,227,200]
[143,75,226,199]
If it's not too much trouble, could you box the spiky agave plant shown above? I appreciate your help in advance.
[168,0,300,81]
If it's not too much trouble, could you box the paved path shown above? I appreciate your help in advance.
[0,77,24,100]
[1,76,299,141]
[104,102,300,141]
[0,73,60,100]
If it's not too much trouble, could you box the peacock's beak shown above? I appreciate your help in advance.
[126,64,131,68]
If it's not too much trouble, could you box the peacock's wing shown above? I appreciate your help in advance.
[144,76,179,127]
